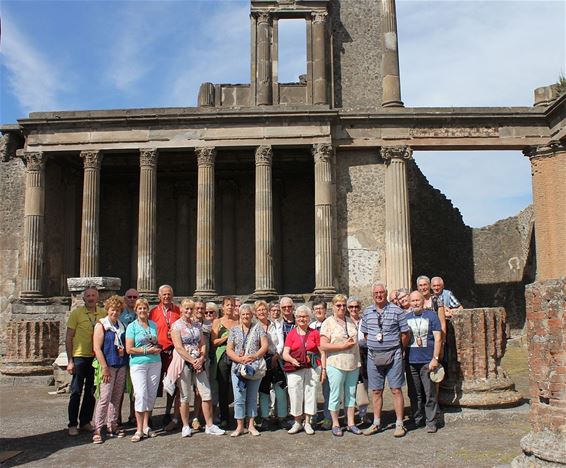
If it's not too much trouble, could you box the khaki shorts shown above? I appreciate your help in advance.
[178,365,212,404]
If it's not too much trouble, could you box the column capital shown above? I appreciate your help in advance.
[254,12,271,25]
[313,143,334,164]
[523,140,566,160]
[312,11,328,24]
[22,151,46,171]
[140,148,158,167]
[195,147,216,167]
[381,145,412,163]
[80,150,103,169]
[255,145,273,166]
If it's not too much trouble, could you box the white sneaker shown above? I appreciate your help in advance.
[304,423,315,435]
[287,422,303,434]
[205,424,225,435]
[182,426,192,438]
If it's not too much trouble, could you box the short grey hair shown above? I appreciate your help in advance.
[158,284,174,295]
[416,275,430,285]
[205,302,219,313]
[347,296,361,307]
[295,305,313,320]
[372,281,387,290]
[280,296,294,307]
[397,288,410,297]
[239,303,254,315]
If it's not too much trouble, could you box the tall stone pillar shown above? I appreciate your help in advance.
[313,143,335,297]
[254,145,276,297]
[523,141,566,281]
[194,147,216,297]
[256,13,273,106]
[21,152,47,297]
[137,149,158,294]
[381,0,403,107]
[175,186,191,296]
[312,12,328,105]
[382,145,412,292]
[79,150,103,277]
[513,279,566,467]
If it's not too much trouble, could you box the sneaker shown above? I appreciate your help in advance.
[165,418,180,432]
[320,418,332,430]
[393,424,407,438]
[68,426,79,436]
[287,422,303,434]
[80,423,94,432]
[191,418,201,431]
[181,426,192,438]
[304,423,315,435]
[205,424,225,436]
[363,424,379,436]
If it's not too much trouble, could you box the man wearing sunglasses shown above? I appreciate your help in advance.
[360,281,410,437]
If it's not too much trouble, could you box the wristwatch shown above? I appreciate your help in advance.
[433,356,439,361]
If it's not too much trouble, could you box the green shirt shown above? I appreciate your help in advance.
[126,320,161,366]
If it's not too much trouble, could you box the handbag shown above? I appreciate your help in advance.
[371,347,398,367]
[239,325,267,381]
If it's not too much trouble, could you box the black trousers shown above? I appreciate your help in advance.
[407,362,438,428]
[216,354,233,423]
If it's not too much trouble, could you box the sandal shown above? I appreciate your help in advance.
[143,427,156,438]
[131,431,143,443]
[332,426,344,437]
[114,428,126,438]
[92,433,103,444]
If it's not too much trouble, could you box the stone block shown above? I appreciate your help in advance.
[66,276,121,292]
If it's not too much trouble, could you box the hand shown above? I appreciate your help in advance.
[241,355,255,365]
[67,360,75,375]
[291,358,301,368]
[342,337,356,350]
[102,367,111,383]
[320,369,327,384]
[428,358,438,371]
[149,346,161,355]
[444,310,453,318]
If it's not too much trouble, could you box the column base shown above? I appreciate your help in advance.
[311,288,336,302]
[512,431,566,466]
[250,289,278,300]
[20,292,44,299]
[194,290,217,298]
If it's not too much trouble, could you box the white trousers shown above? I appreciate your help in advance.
[130,361,161,412]
[287,367,318,417]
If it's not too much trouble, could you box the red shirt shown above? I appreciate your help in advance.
[284,328,320,370]
[149,303,181,351]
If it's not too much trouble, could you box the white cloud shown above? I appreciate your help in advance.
[0,12,64,115]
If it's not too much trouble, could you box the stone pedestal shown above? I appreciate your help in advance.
[513,279,566,467]
[79,150,103,277]
[254,145,277,297]
[194,147,216,297]
[382,146,412,292]
[1,320,60,376]
[67,277,121,309]
[439,307,522,407]
[137,148,158,294]
[21,151,47,297]
[313,143,335,297]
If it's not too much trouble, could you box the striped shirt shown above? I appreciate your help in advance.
[439,289,461,309]
[360,302,409,351]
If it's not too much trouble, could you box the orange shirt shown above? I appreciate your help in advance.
[149,303,181,351]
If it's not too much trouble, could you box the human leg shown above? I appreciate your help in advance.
[420,365,439,430]
[274,381,288,418]
[344,368,360,427]
[108,366,126,432]
[178,365,194,428]
[245,378,262,434]
[217,356,232,424]
[408,363,425,426]
[93,367,114,432]
[68,357,88,428]
[326,365,346,427]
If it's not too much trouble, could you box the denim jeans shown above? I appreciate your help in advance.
[259,381,287,418]
[68,356,95,427]
[231,371,261,420]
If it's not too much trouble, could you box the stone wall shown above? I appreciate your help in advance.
[329,0,383,109]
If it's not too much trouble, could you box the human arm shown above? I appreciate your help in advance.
[282,345,301,368]
[428,330,442,371]
[319,334,355,352]
[320,350,327,383]
[250,335,269,362]
[171,328,197,365]
[225,337,242,364]
[211,318,228,347]
[93,323,111,383]
[65,327,76,375]
[400,331,410,350]
[437,306,447,343]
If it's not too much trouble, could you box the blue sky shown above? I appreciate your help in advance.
[1,0,564,227]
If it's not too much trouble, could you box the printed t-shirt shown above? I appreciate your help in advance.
[406,309,441,364]
[171,318,201,356]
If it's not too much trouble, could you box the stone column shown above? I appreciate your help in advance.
[21,151,47,297]
[221,180,237,294]
[312,12,328,105]
[523,141,566,281]
[513,279,566,467]
[439,307,522,407]
[137,149,158,294]
[194,147,216,297]
[175,186,191,296]
[382,145,412,292]
[256,13,273,106]
[79,150,103,277]
[254,145,276,297]
[381,0,403,107]
[313,143,335,297]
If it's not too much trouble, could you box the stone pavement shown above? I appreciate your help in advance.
[0,346,530,467]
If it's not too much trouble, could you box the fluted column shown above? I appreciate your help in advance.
[382,145,412,292]
[21,151,47,297]
[194,147,216,297]
[381,0,403,107]
[79,150,103,277]
[312,12,328,105]
[313,143,335,296]
[137,148,158,294]
[254,145,276,296]
[523,141,566,281]
[256,13,273,106]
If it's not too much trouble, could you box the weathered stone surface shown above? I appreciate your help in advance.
[440,307,523,408]
[513,279,566,467]
[66,276,121,292]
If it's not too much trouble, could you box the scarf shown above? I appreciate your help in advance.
[100,316,125,349]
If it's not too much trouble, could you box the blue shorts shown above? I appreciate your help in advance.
[367,347,405,390]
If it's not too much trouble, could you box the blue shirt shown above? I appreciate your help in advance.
[125,320,161,366]
[440,289,461,309]
[406,309,441,364]
[360,302,409,351]
[120,308,137,328]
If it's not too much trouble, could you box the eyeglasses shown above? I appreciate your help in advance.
[126,295,139,299]
[281,305,293,309]
[335,304,346,308]
[348,305,360,309]
[204,311,215,316]
[296,315,309,319]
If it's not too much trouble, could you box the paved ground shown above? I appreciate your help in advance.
[0,346,530,467]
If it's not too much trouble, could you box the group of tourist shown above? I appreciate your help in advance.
[64,275,462,443]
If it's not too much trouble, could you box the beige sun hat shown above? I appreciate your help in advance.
[429,364,445,383]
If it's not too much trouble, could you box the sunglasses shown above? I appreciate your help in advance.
[126,295,139,299]
[335,304,346,308]
[204,311,215,315]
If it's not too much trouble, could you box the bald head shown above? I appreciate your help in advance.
[409,291,424,314]
[124,288,139,309]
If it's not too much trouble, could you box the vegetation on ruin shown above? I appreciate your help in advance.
[555,73,566,96]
